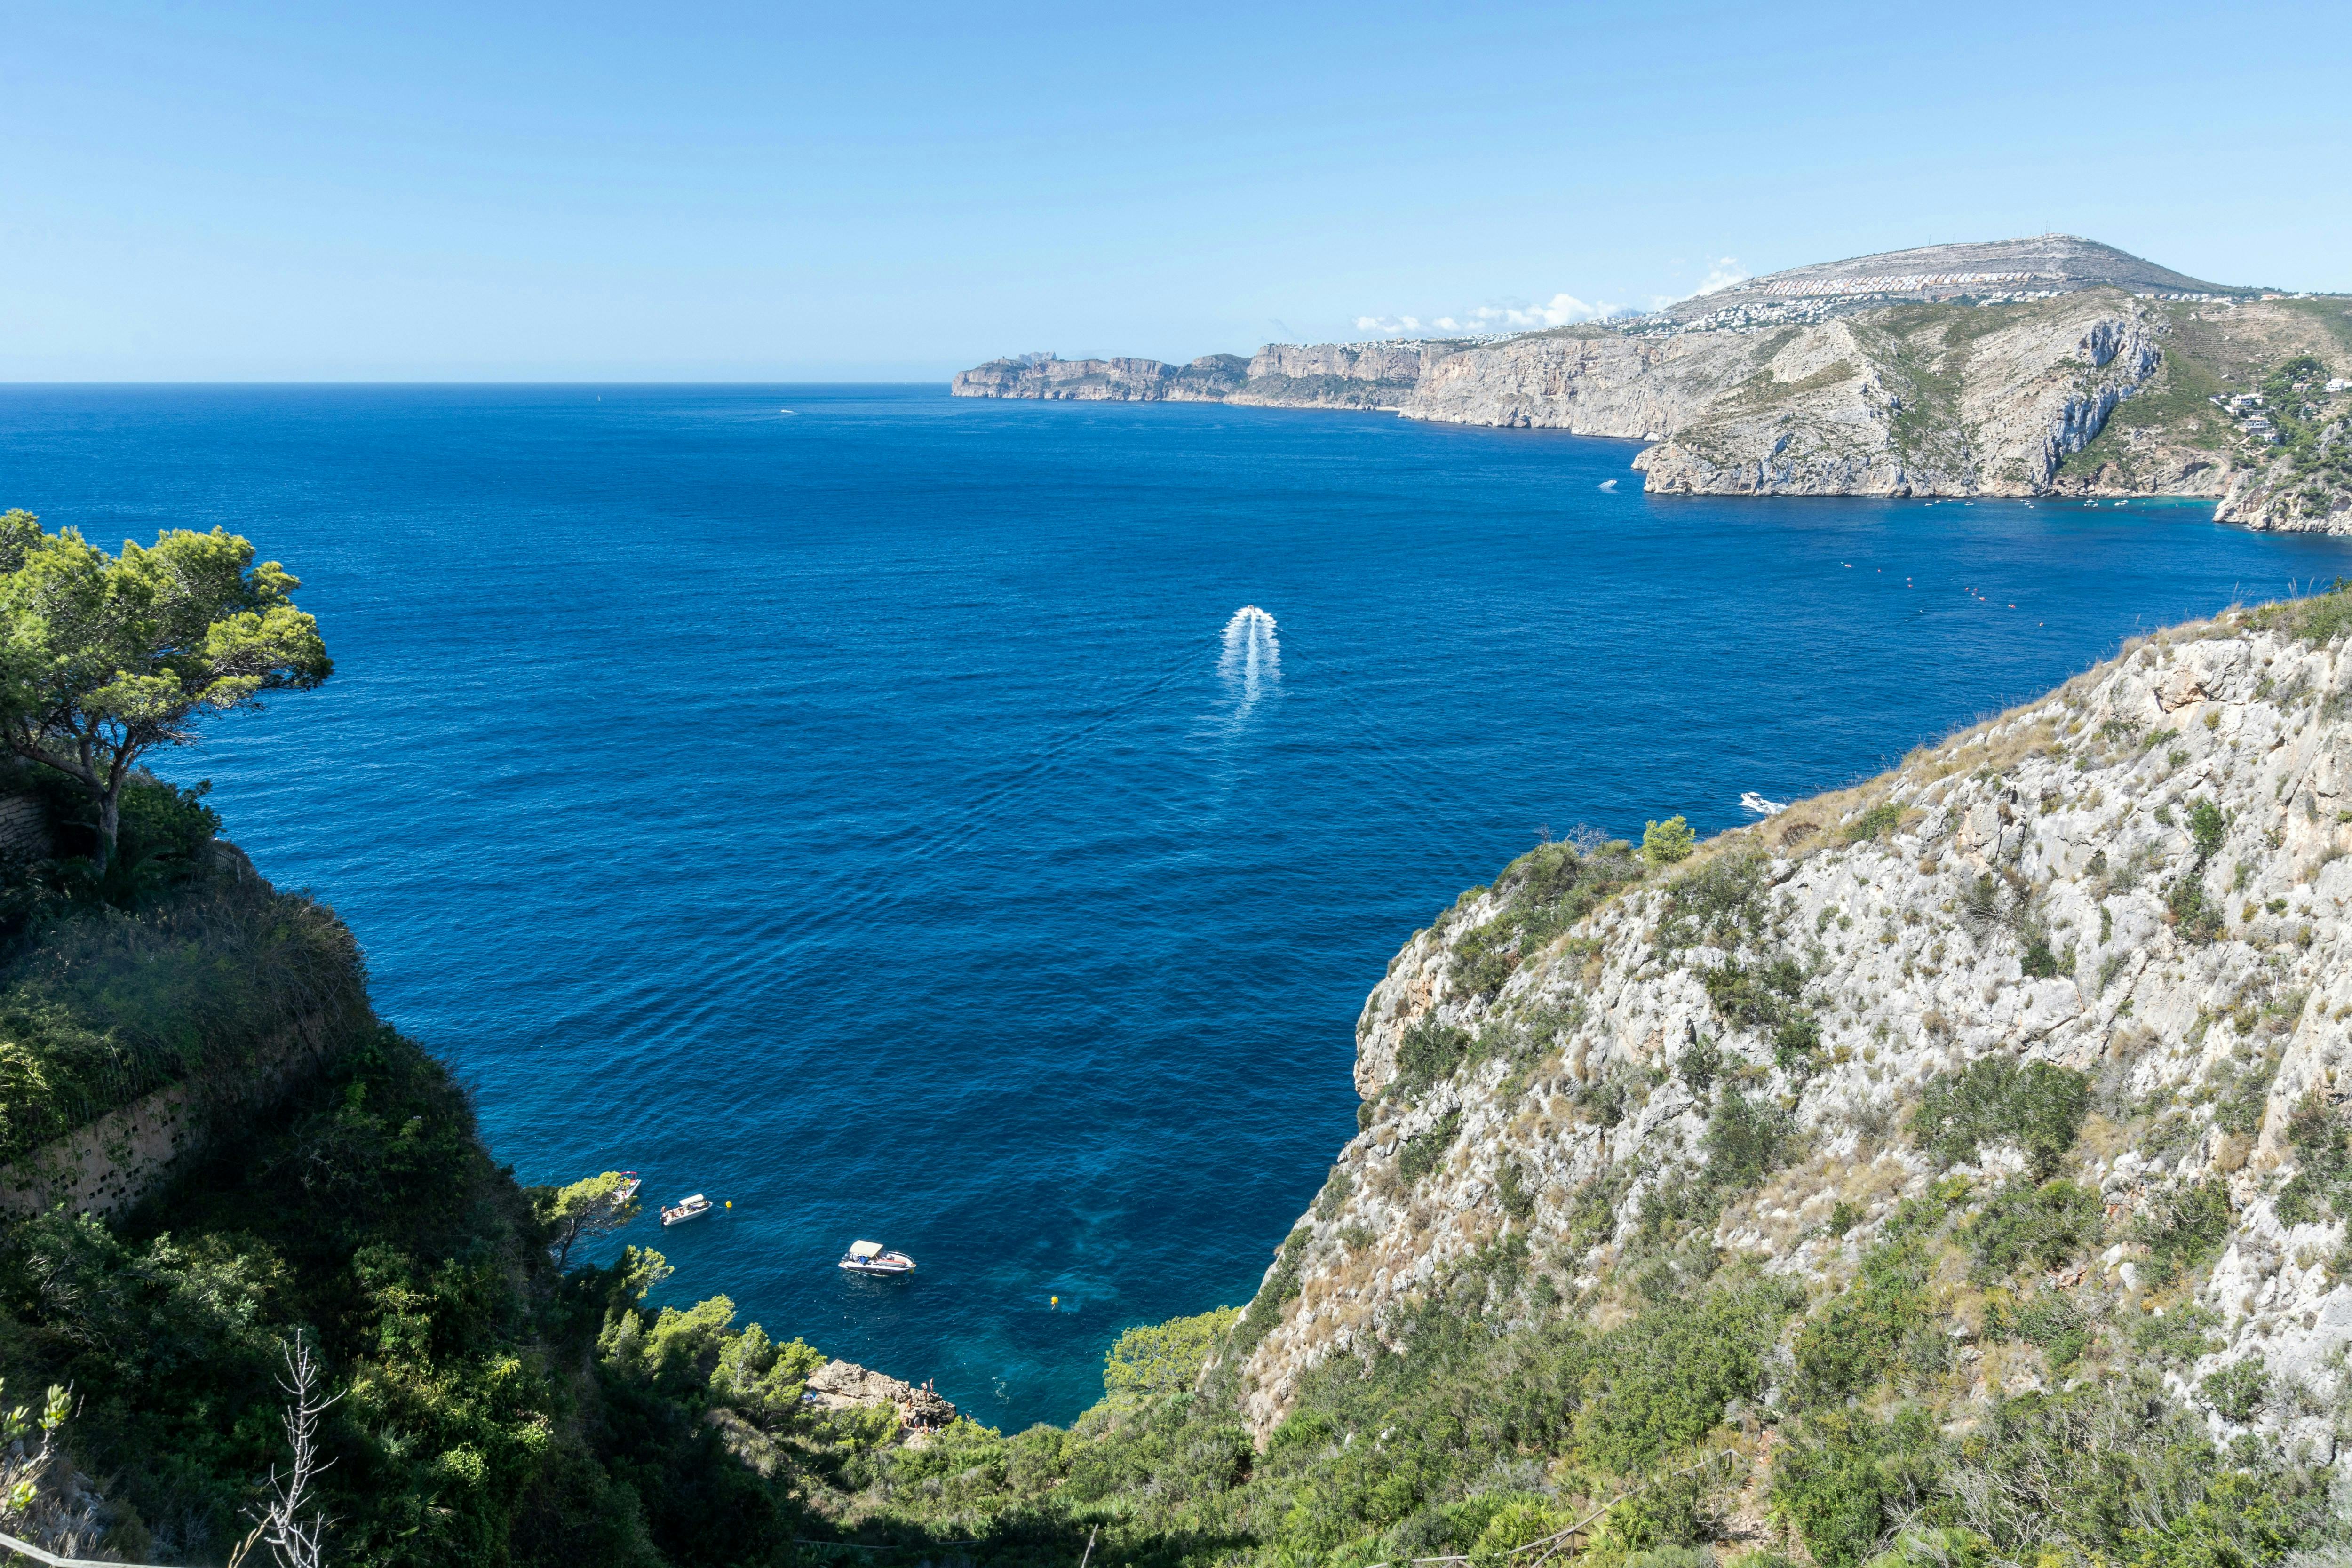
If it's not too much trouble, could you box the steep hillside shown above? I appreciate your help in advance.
[1218,586,2352,1559]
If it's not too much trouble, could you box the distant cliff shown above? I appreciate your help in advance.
[950,352,1249,402]
[953,340,1475,411]
[953,236,2352,534]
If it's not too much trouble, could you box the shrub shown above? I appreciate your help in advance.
[1967,1180,2104,1278]
[1447,840,1647,1000]
[2200,1359,2267,1424]
[1102,1307,1241,1401]
[1399,1110,1462,1183]
[2014,1293,2090,1369]
[2166,872,2223,942]
[1572,1286,1788,1472]
[1642,815,1698,867]
[1703,955,1806,1028]
[1658,851,1770,949]
[2136,1180,2232,1284]
[2212,1049,2282,1137]
[1677,1033,1721,1093]
[2187,797,2226,864]
[1701,1089,1790,1193]
[1395,1018,1471,1090]
[1772,1013,1821,1068]
[1234,1227,1313,1353]
[1843,802,1903,844]
[2132,1303,2222,1365]
[2018,927,2062,979]
[1496,1160,1538,1221]
[1772,1410,1900,1568]
[1911,1057,2089,1179]
[2251,584,2352,645]
[1793,1237,1932,1405]
[1701,954,1820,1067]
[2285,1090,2346,1177]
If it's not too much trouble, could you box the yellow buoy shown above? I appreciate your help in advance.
[1050,1296,1059,1307]
[724,1201,732,1209]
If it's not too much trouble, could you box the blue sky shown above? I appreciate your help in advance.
[5,0,2348,380]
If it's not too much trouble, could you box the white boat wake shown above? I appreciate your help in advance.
[1218,605,1280,723]
[1740,790,1788,817]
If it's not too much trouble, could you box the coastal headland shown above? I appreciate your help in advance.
[956,235,2352,534]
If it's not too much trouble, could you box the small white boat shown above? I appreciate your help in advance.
[838,1239,916,1276]
[661,1193,714,1226]
[615,1171,642,1205]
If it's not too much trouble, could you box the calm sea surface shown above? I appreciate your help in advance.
[3,384,2347,1428]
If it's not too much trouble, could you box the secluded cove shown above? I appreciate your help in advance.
[5,381,2349,1431]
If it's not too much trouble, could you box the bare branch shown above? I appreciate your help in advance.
[228,1332,342,1568]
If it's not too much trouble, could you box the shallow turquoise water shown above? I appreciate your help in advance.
[2,382,2345,1428]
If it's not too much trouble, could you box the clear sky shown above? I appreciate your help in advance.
[6,0,2349,381]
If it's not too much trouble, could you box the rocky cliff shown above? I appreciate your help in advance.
[953,339,1476,410]
[1411,290,2173,498]
[949,352,1249,401]
[1228,589,2352,1484]
[952,236,2352,533]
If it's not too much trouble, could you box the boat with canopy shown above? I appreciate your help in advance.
[838,1240,915,1275]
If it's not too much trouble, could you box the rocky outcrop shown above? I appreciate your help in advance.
[803,1359,957,1430]
[1231,598,2352,1455]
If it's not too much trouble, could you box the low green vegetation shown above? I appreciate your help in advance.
[1641,815,1696,867]
[1447,836,1644,1003]
[1911,1056,2090,1178]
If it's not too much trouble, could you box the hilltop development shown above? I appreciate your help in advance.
[954,236,2352,535]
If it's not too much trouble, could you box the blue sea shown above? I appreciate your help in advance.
[3,384,2347,1429]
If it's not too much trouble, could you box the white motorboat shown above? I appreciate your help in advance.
[614,1171,642,1205]
[838,1239,916,1276]
[661,1193,714,1226]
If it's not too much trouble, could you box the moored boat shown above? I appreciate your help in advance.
[661,1193,714,1226]
[838,1239,915,1275]
[615,1171,642,1204]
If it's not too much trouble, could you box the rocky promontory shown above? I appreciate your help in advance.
[954,235,2352,533]
[1233,590,2352,1476]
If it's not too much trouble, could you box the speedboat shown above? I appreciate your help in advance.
[661,1193,714,1226]
[615,1171,642,1204]
[838,1239,916,1276]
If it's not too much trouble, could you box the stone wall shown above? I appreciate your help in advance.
[0,1009,345,1218]
[0,793,50,860]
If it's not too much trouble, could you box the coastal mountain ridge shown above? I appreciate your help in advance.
[955,235,2352,535]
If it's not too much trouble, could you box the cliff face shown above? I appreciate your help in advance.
[1401,294,2197,500]
[1233,596,2352,1459]
[948,353,1249,401]
[951,237,2352,533]
[952,340,1475,411]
